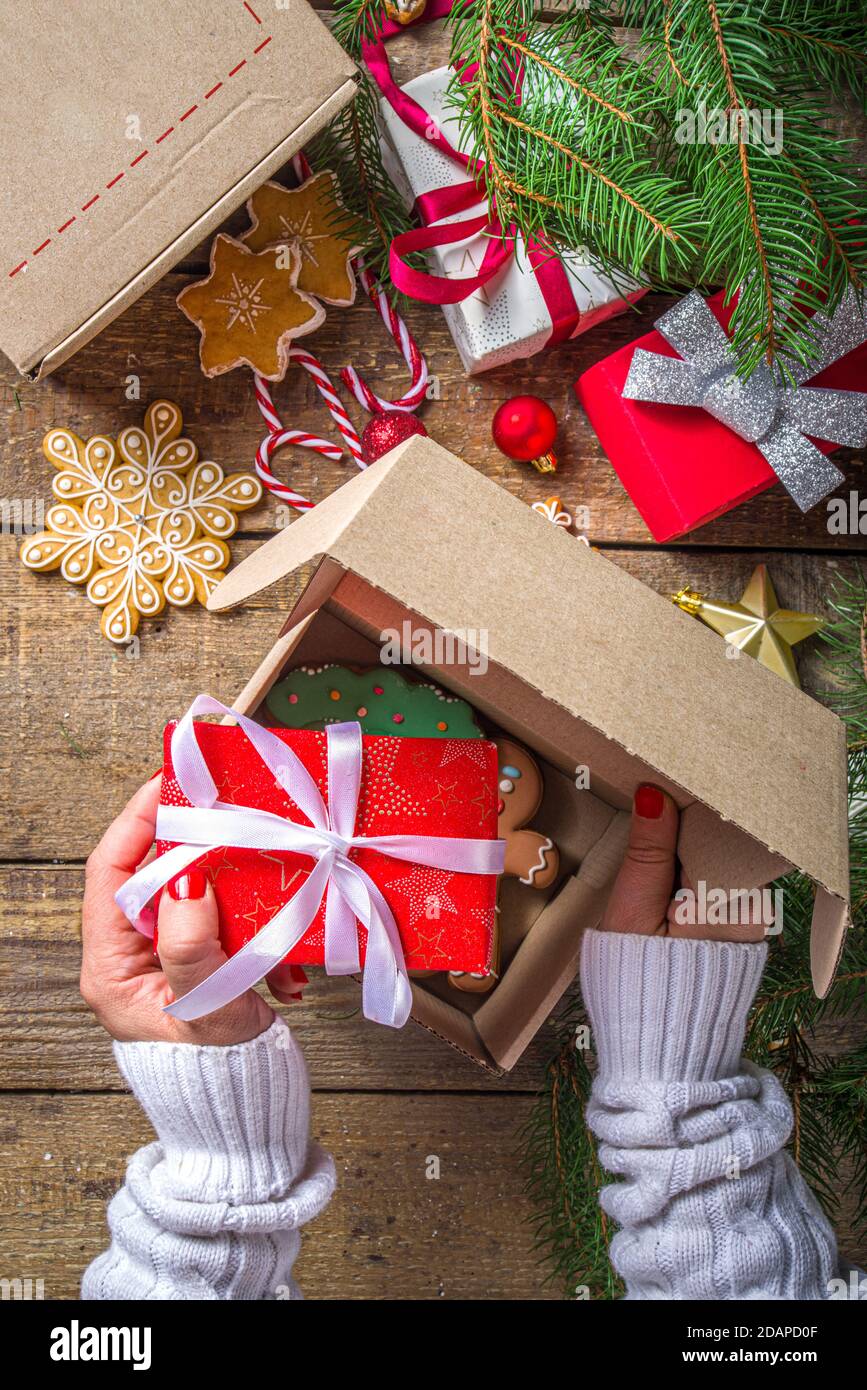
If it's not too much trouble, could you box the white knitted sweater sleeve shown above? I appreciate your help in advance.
[82,1016,335,1301]
[580,930,840,1301]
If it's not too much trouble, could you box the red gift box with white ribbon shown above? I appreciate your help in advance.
[116,696,504,1029]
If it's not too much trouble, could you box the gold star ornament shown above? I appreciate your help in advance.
[672,563,823,687]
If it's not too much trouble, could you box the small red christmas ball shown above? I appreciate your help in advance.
[491,395,558,472]
[361,411,428,464]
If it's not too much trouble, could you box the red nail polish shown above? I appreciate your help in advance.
[148,768,163,782]
[167,869,207,901]
[290,965,309,986]
[635,784,664,820]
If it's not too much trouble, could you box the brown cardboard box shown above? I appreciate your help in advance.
[0,0,356,378]
[206,436,851,1072]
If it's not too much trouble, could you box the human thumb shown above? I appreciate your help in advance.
[600,784,679,935]
[156,870,228,1000]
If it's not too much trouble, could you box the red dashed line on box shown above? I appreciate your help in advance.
[244,2,261,22]
[7,28,274,279]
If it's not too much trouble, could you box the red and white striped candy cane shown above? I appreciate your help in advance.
[340,263,428,414]
[253,376,342,511]
[291,150,428,414]
[286,348,365,466]
[252,154,428,511]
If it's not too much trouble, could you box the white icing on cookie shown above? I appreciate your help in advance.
[520,836,554,886]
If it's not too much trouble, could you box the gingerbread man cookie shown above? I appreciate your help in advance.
[496,739,560,889]
[449,737,560,994]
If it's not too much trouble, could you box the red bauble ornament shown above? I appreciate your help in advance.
[361,411,428,464]
[491,395,558,473]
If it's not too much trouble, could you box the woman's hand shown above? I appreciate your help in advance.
[601,783,767,941]
[80,777,306,1045]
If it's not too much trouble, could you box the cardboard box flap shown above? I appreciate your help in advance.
[208,453,405,611]
[812,888,851,999]
[0,0,356,373]
[210,435,850,977]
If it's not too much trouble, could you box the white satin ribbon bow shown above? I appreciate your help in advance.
[115,695,505,1029]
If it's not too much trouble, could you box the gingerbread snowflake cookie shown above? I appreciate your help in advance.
[176,234,325,380]
[449,737,560,995]
[19,400,262,643]
[242,172,358,307]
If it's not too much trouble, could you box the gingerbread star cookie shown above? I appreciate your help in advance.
[176,234,325,381]
[242,172,358,307]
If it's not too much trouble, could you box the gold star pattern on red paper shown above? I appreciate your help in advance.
[430,778,460,813]
[471,779,497,821]
[240,896,282,932]
[208,848,240,884]
[259,854,305,895]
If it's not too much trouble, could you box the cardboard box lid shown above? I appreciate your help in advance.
[209,436,851,994]
[0,0,356,375]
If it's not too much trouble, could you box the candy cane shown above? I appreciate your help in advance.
[251,154,428,511]
[340,263,429,414]
[286,349,365,465]
[292,150,428,414]
[253,376,342,511]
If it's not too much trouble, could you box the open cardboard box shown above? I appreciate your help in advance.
[207,436,851,1073]
[0,0,356,377]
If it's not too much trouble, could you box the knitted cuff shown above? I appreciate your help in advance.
[580,931,767,1082]
[114,1017,313,1205]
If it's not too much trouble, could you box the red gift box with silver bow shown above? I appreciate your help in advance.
[117,697,504,1029]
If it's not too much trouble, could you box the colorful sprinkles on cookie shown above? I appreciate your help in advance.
[266,665,484,739]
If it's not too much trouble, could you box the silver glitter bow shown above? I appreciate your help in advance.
[622,289,867,511]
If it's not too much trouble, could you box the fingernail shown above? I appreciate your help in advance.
[167,869,207,901]
[148,768,163,782]
[635,784,664,820]
[291,965,309,986]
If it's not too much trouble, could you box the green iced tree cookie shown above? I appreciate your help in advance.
[266,665,483,739]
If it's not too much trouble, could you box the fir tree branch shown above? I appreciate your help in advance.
[521,565,867,1296]
[662,0,692,88]
[705,0,777,364]
[499,36,636,122]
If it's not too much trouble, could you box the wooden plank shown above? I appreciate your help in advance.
[0,1091,559,1301]
[0,541,860,860]
[1,1088,864,1300]
[1,858,863,1095]
[0,863,557,1093]
[4,273,865,555]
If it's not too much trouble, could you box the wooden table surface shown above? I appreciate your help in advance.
[0,16,865,1300]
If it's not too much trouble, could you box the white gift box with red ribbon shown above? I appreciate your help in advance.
[377,65,645,375]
